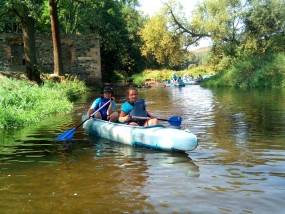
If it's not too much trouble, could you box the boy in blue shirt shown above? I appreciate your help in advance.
[86,86,119,122]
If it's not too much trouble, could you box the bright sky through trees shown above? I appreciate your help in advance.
[138,0,211,49]
[138,0,198,16]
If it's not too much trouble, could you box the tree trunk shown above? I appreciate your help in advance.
[49,0,64,76]
[22,17,42,85]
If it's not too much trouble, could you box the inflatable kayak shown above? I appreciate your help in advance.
[83,118,198,152]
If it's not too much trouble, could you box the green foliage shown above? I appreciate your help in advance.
[189,47,212,66]
[96,1,146,80]
[43,76,87,102]
[202,53,285,88]
[139,13,188,69]
[1,0,145,82]
[0,77,87,129]
[131,66,214,86]
[243,0,285,54]
[132,69,173,86]
[108,70,133,83]
[2,0,285,88]
[132,74,146,87]
[190,66,213,76]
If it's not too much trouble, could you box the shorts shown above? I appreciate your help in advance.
[128,119,147,126]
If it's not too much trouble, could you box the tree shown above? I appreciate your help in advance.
[44,0,145,80]
[139,14,187,69]
[49,0,63,75]
[6,0,42,84]
[81,0,145,80]
[1,0,157,82]
[243,0,285,54]
[0,1,20,33]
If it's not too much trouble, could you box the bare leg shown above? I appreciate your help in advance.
[109,112,119,122]
[93,112,102,119]
[128,122,139,126]
[144,118,158,126]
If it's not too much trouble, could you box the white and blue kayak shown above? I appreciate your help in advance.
[173,82,185,87]
[82,118,198,152]
[184,80,196,85]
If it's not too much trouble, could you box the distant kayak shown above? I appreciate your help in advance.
[173,82,185,87]
[164,80,185,87]
[184,80,196,85]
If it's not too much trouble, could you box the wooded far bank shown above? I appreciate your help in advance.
[1,0,285,88]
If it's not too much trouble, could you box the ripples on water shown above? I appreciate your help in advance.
[1,85,285,213]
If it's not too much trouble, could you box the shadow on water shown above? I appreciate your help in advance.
[0,113,75,163]
[1,127,200,213]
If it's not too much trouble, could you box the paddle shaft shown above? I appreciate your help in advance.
[132,116,169,121]
[75,99,111,130]
[131,115,182,127]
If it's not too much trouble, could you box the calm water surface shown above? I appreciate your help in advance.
[1,85,285,214]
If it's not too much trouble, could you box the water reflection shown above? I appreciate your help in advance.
[211,88,285,145]
[0,134,200,213]
[90,137,201,213]
[1,85,285,213]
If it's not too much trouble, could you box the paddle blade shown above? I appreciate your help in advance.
[168,116,182,126]
[55,128,76,141]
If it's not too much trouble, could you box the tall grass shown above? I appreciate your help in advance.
[0,77,87,129]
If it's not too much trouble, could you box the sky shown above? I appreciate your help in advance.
[137,0,211,49]
[138,0,199,17]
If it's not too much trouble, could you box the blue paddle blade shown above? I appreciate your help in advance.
[55,128,76,141]
[168,116,182,126]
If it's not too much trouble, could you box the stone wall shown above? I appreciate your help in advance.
[0,33,101,85]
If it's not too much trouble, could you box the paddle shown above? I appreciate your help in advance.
[132,116,182,127]
[55,100,111,141]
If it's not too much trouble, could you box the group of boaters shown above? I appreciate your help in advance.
[172,72,210,83]
[86,86,158,127]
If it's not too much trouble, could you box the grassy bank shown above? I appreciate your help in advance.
[0,77,87,129]
[202,53,285,88]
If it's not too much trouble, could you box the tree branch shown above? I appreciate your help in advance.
[168,7,208,38]
[9,5,24,21]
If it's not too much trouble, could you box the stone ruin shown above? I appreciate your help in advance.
[0,33,102,85]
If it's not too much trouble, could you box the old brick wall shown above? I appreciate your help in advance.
[0,33,101,85]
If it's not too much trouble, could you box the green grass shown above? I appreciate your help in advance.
[202,53,285,88]
[0,77,87,129]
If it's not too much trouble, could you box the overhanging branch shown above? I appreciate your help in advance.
[165,3,210,45]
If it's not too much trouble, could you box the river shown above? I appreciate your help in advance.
[1,85,285,213]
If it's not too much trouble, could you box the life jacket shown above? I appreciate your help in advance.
[95,97,110,120]
[129,99,147,123]
[178,77,184,83]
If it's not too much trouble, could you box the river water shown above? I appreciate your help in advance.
[1,85,285,214]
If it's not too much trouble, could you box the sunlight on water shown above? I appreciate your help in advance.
[1,86,285,213]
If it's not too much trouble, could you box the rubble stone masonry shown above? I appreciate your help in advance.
[0,33,101,85]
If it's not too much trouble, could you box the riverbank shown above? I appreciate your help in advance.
[0,75,87,129]
[130,53,285,89]
[131,66,213,87]
[201,53,285,88]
